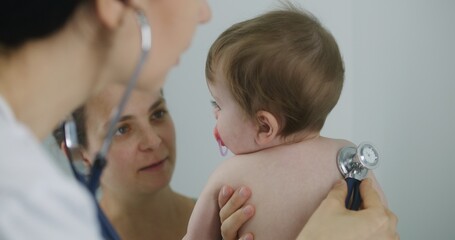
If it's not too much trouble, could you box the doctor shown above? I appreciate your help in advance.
[0,0,397,239]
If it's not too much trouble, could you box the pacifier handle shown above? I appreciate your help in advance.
[213,127,228,157]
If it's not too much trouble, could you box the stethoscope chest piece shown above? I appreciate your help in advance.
[337,142,379,181]
[337,142,379,210]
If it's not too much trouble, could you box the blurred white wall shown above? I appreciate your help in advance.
[351,1,455,239]
[165,0,455,239]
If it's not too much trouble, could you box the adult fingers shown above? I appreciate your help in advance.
[219,186,252,223]
[220,205,255,240]
[238,232,254,240]
[360,179,400,240]
[382,207,400,240]
[323,179,348,207]
[359,178,383,209]
[218,185,235,210]
[389,210,400,240]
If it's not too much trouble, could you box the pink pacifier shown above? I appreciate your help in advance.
[214,127,228,156]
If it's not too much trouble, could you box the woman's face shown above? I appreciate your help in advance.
[83,84,177,196]
[110,0,211,93]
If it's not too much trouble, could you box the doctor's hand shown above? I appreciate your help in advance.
[218,185,255,240]
[296,178,399,240]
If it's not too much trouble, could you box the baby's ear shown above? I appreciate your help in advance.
[255,110,280,145]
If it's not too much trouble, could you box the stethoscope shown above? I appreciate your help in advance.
[336,142,379,210]
[63,10,151,240]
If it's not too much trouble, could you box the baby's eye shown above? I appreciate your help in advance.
[114,125,130,136]
[210,100,220,110]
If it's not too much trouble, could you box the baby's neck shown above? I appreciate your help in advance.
[253,130,320,153]
[282,130,321,145]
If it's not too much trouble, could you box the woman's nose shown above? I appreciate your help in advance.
[199,1,212,24]
[138,128,162,151]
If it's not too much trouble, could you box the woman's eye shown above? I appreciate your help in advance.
[210,100,220,110]
[114,125,130,136]
[150,109,167,120]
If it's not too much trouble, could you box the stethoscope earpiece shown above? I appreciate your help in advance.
[63,116,90,181]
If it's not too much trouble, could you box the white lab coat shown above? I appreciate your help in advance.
[0,96,103,239]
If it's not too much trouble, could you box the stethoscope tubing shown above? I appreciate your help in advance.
[98,10,151,160]
[65,10,151,240]
[65,145,121,240]
[345,177,362,210]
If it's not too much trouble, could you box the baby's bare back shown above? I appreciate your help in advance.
[215,137,355,239]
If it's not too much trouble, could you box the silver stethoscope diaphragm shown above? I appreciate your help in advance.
[337,142,379,181]
[336,142,379,210]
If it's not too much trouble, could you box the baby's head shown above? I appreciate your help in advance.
[206,5,344,141]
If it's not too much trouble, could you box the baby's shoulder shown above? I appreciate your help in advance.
[208,154,255,180]
[319,136,355,149]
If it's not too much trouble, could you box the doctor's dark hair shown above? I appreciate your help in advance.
[0,0,84,49]
[206,5,344,137]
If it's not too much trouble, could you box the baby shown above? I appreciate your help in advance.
[184,5,385,240]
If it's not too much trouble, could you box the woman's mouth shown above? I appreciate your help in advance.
[139,158,167,172]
